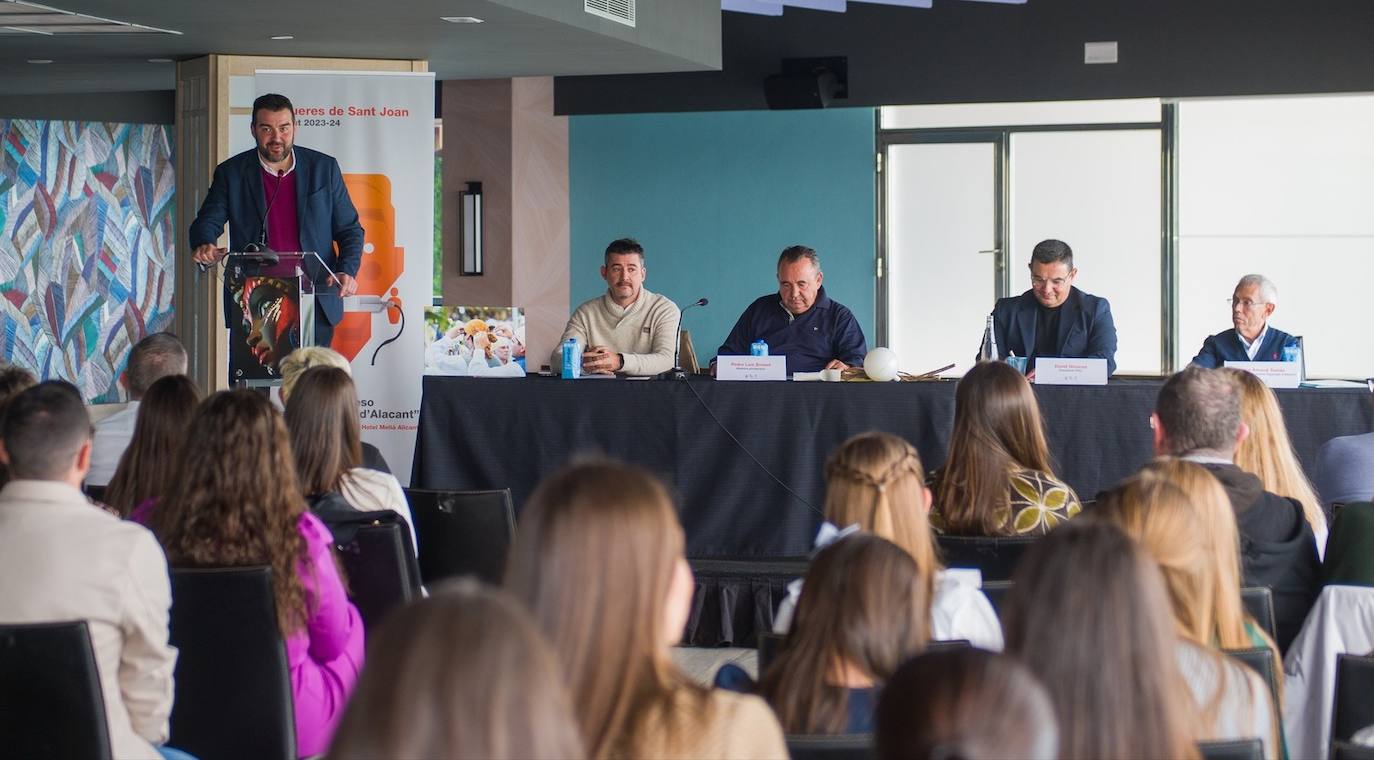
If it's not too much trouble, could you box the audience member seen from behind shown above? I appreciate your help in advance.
[505,461,787,760]
[1002,520,1200,760]
[326,579,584,760]
[89,332,187,486]
[1097,466,1279,758]
[1153,366,1320,651]
[147,390,364,757]
[875,648,1057,760]
[105,375,201,519]
[757,534,928,735]
[284,366,415,551]
[278,346,390,473]
[775,432,1002,651]
[0,363,37,490]
[0,382,181,760]
[1225,367,1330,557]
[1312,382,1374,510]
[931,360,1081,535]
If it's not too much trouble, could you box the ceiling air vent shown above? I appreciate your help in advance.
[585,0,635,27]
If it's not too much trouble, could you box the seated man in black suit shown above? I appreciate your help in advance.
[983,239,1118,376]
[1151,365,1320,651]
[1190,274,1295,367]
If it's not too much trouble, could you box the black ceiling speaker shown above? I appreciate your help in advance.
[764,56,849,110]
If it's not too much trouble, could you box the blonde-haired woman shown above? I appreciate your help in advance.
[506,461,786,760]
[1098,463,1280,758]
[775,432,1002,651]
[1224,367,1329,557]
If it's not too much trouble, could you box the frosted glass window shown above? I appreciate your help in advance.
[1178,96,1374,378]
[1010,130,1162,375]
[886,143,996,377]
[882,99,1161,130]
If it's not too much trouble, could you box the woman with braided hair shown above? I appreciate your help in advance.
[773,432,1003,650]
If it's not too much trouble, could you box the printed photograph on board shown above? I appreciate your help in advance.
[424,305,526,377]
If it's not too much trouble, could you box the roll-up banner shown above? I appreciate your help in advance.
[256,70,435,484]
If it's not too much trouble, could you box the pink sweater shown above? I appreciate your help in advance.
[131,503,364,757]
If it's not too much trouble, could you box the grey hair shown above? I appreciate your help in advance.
[127,332,188,400]
[1236,274,1278,306]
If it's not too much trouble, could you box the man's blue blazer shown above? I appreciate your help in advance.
[986,287,1118,374]
[1190,326,1294,368]
[189,145,364,326]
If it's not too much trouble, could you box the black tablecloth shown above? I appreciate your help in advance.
[413,375,1374,559]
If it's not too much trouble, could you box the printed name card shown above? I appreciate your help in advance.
[1033,358,1109,386]
[715,355,787,381]
[1224,361,1301,389]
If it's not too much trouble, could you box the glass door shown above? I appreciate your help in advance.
[881,136,1002,377]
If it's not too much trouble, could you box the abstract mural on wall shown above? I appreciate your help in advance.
[0,119,175,402]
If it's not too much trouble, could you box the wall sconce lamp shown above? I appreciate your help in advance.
[459,181,483,276]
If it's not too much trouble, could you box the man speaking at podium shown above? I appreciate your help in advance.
[189,93,364,348]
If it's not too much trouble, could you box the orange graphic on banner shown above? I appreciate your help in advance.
[331,174,404,361]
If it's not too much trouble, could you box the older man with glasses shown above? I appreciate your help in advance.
[1190,274,1295,368]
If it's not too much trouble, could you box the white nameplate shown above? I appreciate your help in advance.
[1033,358,1108,385]
[1224,360,1301,389]
[716,355,787,381]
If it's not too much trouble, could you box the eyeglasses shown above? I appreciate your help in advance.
[1032,277,1070,288]
[1229,298,1269,309]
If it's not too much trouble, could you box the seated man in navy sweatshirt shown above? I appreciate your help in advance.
[715,245,867,375]
[1190,274,1294,367]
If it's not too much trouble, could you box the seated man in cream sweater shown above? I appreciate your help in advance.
[551,238,681,376]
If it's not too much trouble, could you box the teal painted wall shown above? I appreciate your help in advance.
[569,108,876,359]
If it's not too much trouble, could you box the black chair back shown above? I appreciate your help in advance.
[0,620,111,759]
[1333,741,1374,760]
[168,567,295,760]
[785,733,873,760]
[1197,739,1264,760]
[758,631,785,676]
[315,507,421,632]
[1223,647,1281,730]
[1239,586,1277,643]
[405,488,515,585]
[934,535,1037,582]
[1333,654,1374,745]
[980,579,1013,617]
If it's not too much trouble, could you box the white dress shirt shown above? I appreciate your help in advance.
[87,401,139,486]
[0,480,176,759]
[1239,324,1270,361]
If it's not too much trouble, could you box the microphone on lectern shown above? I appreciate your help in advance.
[666,297,708,380]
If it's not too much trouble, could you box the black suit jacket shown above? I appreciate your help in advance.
[188,145,364,326]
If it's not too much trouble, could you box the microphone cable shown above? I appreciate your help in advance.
[680,377,824,519]
[370,299,405,366]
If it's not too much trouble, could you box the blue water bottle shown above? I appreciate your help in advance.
[561,338,582,379]
[1281,338,1300,363]
[750,340,769,357]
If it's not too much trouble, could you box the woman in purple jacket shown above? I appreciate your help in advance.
[147,389,364,757]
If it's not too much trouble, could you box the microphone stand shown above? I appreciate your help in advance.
[666,297,708,380]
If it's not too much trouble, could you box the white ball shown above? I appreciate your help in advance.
[863,347,900,382]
